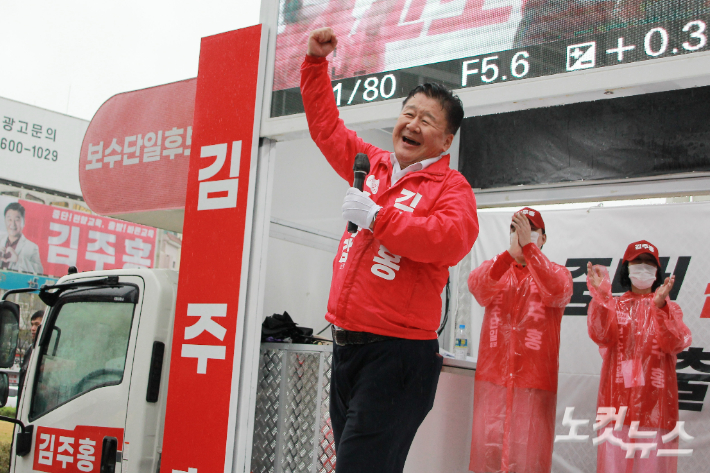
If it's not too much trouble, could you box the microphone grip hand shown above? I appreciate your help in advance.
[348,170,367,232]
[343,188,380,234]
[347,153,371,232]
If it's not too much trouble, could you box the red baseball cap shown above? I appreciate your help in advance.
[514,207,545,230]
[623,240,661,266]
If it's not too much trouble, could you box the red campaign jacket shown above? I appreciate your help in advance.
[301,55,479,340]
[468,245,573,392]
[587,266,692,431]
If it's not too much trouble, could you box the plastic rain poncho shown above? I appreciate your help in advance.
[468,243,573,473]
[587,265,692,473]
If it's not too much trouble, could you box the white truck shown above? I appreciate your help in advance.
[0,269,179,473]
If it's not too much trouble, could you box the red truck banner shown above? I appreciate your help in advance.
[0,196,156,278]
[32,425,124,473]
[160,25,267,473]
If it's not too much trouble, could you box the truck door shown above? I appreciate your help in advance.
[12,276,145,473]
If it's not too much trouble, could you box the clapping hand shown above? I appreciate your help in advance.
[508,230,523,258]
[511,212,532,247]
[587,262,604,289]
[654,275,675,308]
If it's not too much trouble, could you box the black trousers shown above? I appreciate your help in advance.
[330,338,443,473]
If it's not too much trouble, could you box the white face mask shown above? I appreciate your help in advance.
[530,231,539,245]
[628,263,657,289]
[510,231,540,246]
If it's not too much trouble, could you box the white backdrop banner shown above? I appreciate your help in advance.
[457,201,710,472]
[0,96,88,195]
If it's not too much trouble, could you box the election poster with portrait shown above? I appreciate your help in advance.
[0,196,157,279]
[458,201,710,471]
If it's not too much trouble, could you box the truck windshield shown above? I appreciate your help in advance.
[30,300,135,419]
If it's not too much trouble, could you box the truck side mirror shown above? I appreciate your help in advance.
[0,373,8,407]
[0,301,20,369]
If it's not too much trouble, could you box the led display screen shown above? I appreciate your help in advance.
[271,0,710,117]
[458,85,710,189]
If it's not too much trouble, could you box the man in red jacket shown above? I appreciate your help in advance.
[303,27,479,473]
[467,208,573,473]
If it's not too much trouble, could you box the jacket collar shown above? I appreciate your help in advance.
[389,153,445,171]
[16,234,27,251]
[3,233,26,251]
[384,153,450,184]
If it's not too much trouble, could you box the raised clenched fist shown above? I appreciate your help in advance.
[307,27,338,58]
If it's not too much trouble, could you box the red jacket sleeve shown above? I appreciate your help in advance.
[373,174,479,266]
[300,56,382,182]
[468,255,508,307]
[586,265,618,347]
[522,243,573,308]
[490,250,515,281]
[653,300,692,355]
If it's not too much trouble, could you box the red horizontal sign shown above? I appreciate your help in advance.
[79,79,196,216]
[33,425,124,473]
[1,196,156,278]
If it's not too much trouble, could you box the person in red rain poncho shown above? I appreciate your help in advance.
[468,208,573,473]
[587,241,692,473]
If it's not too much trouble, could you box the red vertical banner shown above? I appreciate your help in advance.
[160,25,266,473]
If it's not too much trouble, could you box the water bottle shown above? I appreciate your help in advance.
[454,324,468,360]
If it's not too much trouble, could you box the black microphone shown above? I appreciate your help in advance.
[347,153,371,233]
